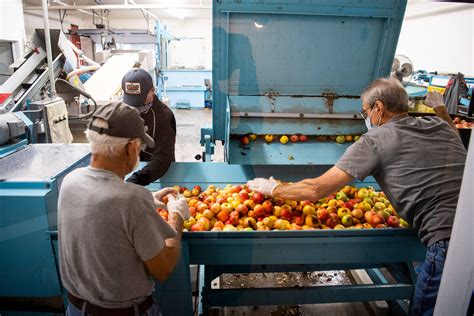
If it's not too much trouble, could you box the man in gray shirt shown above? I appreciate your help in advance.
[247,79,467,316]
[58,102,189,315]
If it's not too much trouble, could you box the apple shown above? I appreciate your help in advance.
[262,217,275,229]
[345,135,353,142]
[210,203,221,214]
[290,135,299,143]
[370,214,384,227]
[253,204,265,217]
[326,206,337,214]
[239,192,249,202]
[183,190,192,198]
[211,227,223,231]
[363,210,375,223]
[336,191,348,201]
[262,200,273,213]
[197,203,208,214]
[373,202,386,211]
[362,223,373,229]
[235,204,249,215]
[386,216,400,228]
[243,217,257,230]
[351,208,363,219]
[223,224,238,232]
[377,209,391,221]
[293,215,304,226]
[216,210,230,222]
[274,219,291,230]
[241,136,250,145]
[354,135,361,142]
[341,214,354,227]
[335,135,346,144]
[298,135,308,142]
[273,206,282,217]
[337,207,351,219]
[252,192,265,204]
[191,222,206,232]
[184,217,196,230]
[399,218,409,228]
[189,207,197,217]
[221,203,233,213]
[316,208,329,222]
[203,209,214,220]
[214,221,225,229]
[344,202,354,211]
[334,224,346,230]
[305,214,320,227]
[375,224,387,229]
[325,216,338,229]
[280,135,289,144]
[249,134,257,141]
[291,223,303,230]
[281,208,292,220]
[303,205,316,216]
[264,134,274,143]
[274,197,285,206]
[243,199,255,210]
[357,188,369,199]
[197,217,211,230]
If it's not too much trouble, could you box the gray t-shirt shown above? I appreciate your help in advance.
[336,115,466,246]
[58,166,176,308]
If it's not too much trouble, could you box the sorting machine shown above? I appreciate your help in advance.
[150,0,426,315]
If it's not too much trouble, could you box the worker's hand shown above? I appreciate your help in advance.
[424,91,444,109]
[247,177,279,196]
[152,188,177,209]
[166,195,190,221]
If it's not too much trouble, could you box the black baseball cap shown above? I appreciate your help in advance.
[87,102,155,148]
[121,68,154,107]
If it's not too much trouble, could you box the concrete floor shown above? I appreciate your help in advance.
[72,108,373,316]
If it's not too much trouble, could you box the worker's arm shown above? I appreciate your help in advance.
[424,91,458,133]
[144,213,183,282]
[272,166,354,201]
[128,110,177,186]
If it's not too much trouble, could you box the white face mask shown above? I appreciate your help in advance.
[364,108,381,131]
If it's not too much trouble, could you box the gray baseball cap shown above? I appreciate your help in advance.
[87,102,155,148]
[121,68,154,107]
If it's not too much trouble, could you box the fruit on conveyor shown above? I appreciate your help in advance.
[157,184,409,232]
[453,117,473,129]
[335,135,346,144]
[240,136,250,145]
[280,135,289,144]
[264,134,274,143]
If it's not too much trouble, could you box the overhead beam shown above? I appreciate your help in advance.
[24,4,211,10]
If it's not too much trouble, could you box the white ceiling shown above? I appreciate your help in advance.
[23,0,212,20]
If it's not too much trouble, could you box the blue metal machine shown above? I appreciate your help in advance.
[150,1,425,315]
[0,113,90,314]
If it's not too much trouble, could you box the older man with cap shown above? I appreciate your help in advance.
[248,79,467,316]
[121,68,176,186]
[58,102,188,316]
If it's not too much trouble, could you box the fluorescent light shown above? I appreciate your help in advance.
[254,21,263,28]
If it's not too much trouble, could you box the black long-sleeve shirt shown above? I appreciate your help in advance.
[127,96,176,186]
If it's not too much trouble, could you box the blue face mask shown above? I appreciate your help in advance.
[137,103,153,114]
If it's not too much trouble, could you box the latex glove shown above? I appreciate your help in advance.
[247,177,279,196]
[166,195,190,221]
[423,91,444,109]
[152,188,177,209]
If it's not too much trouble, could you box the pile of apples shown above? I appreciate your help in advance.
[453,117,473,129]
[157,184,409,232]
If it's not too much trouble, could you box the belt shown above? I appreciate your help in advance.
[67,292,154,316]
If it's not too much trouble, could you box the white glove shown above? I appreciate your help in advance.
[247,177,279,196]
[166,195,190,221]
[152,187,177,209]
[424,91,444,109]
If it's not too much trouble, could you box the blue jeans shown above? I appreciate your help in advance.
[66,299,162,316]
[409,239,449,316]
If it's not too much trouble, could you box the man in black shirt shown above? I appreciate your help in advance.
[122,68,176,186]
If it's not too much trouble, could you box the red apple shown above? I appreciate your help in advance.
[216,210,230,222]
[253,204,265,217]
[298,135,308,142]
[191,222,206,232]
[235,204,249,215]
[364,210,376,224]
[241,136,250,145]
[370,214,384,227]
[293,216,304,226]
[386,216,400,228]
[252,192,265,204]
[281,208,292,220]
[290,135,299,143]
[316,208,329,222]
[262,200,273,213]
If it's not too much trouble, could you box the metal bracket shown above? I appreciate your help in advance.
[322,92,338,114]
[200,127,214,162]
